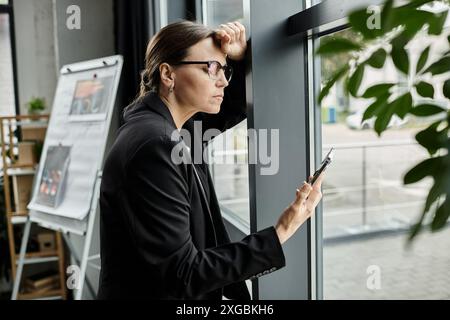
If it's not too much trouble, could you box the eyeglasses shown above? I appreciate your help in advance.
[173,60,233,82]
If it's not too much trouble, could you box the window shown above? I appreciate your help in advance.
[202,0,245,29]
[313,13,450,299]
[202,0,251,231]
[0,10,16,116]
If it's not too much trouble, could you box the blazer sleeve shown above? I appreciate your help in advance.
[125,136,285,299]
[192,58,247,138]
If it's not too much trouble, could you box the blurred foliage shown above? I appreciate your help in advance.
[316,0,450,242]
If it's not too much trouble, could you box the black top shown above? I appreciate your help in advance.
[97,60,285,300]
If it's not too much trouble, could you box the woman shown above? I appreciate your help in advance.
[98,20,324,300]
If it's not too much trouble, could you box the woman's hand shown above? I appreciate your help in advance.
[275,173,325,244]
[215,21,247,61]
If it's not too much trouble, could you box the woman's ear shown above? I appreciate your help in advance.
[159,63,175,88]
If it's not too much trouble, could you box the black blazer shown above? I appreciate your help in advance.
[97,60,285,300]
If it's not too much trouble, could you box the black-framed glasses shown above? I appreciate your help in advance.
[173,60,233,82]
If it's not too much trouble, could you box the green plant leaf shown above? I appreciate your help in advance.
[410,104,446,116]
[381,0,394,32]
[374,105,394,136]
[404,10,434,39]
[416,46,430,73]
[347,64,365,97]
[431,197,450,231]
[391,92,413,119]
[415,122,448,155]
[416,81,435,98]
[318,65,350,103]
[443,79,450,100]
[423,56,450,75]
[403,157,440,184]
[400,0,437,10]
[362,93,390,121]
[408,215,425,242]
[361,3,431,40]
[391,36,410,74]
[316,37,362,55]
[391,9,434,40]
[428,11,448,35]
[362,83,395,98]
[348,8,381,40]
[367,48,387,69]
[424,172,447,213]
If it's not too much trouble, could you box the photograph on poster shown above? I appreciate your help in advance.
[69,76,114,121]
[36,145,71,208]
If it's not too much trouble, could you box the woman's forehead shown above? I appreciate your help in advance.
[186,38,227,64]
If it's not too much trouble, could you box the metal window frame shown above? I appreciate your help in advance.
[1,0,20,115]
[289,0,384,300]
[200,0,252,237]
[287,0,384,37]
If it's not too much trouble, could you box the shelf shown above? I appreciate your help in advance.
[1,114,64,300]
[13,251,59,260]
[6,167,36,176]
[8,164,38,169]
[11,216,27,224]
[15,254,59,265]
[24,251,59,259]
[18,288,63,300]
[16,121,49,128]
[10,211,29,216]
[1,119,49,127]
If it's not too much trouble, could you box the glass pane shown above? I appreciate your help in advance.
[204,0,244,28]
[203,0,250,228]
[306,0,322,9]
[0,13,16,116]
[317,24,450,299]
[0,1,9,5]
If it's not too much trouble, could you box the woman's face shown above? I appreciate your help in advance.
[172,37,229,114]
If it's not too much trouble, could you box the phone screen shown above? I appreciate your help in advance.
[309,147,334,185]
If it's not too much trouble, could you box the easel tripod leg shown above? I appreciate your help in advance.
[62,233,96,298]
[11,217,32,300]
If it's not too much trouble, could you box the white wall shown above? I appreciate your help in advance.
[14,0,58,115]
[0,14,16,116]
[13,0,115,115]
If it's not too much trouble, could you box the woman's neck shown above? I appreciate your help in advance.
[159,94,196,130]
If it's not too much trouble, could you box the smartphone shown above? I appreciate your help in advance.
[309,147,334,185]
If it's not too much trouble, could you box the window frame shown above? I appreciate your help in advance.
[289,0,384,300]
[201,0,252,236]
[0,0,20,115]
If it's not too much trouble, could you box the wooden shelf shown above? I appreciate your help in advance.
[15,255,59,265]
[6,167,36,176]
[10,215,27,224]
[8,164,37,169]
[1,115,66,300]
[17,121,49,128]
[23,251,59,259]
[9,211,29,216]
[0,114,49,121]
[18,288,63,300]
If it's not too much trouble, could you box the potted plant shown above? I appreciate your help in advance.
[26,97,46,119]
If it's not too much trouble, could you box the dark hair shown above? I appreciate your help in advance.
[135,20,218,103]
